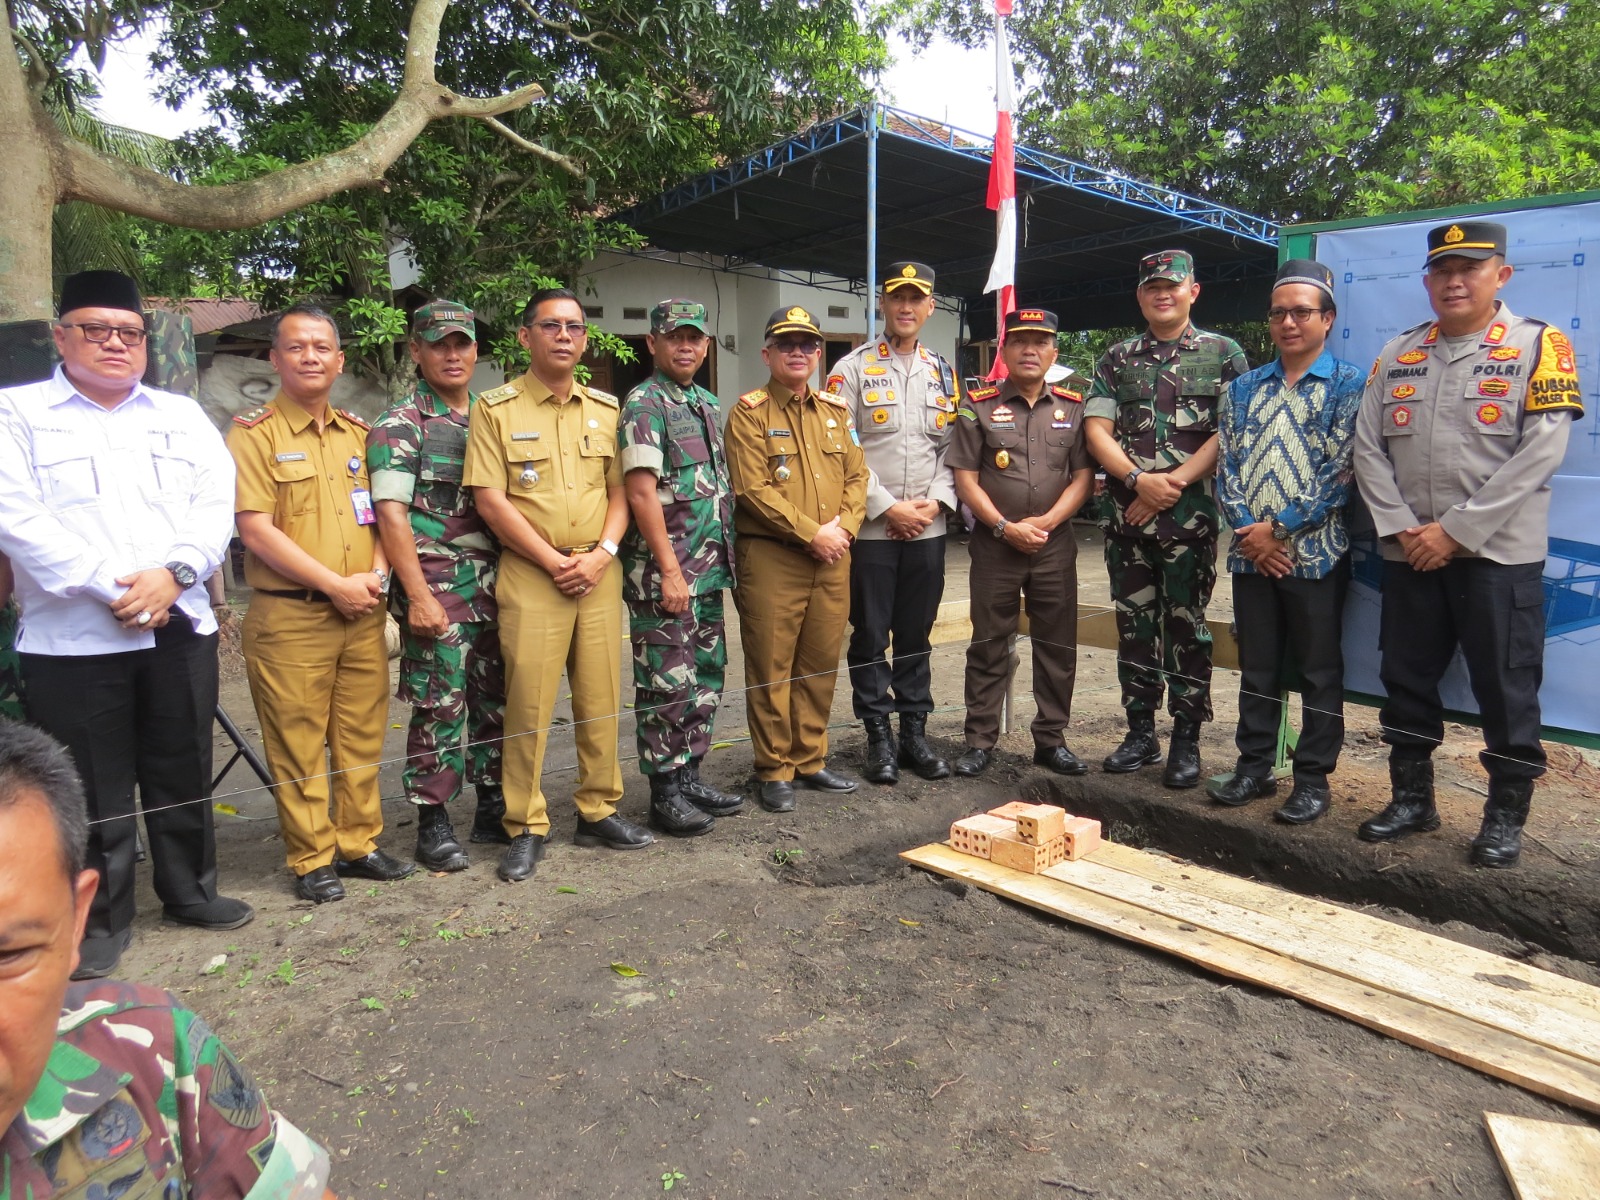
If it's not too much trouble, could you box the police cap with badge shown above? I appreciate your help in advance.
[1004,307,1060,336]
[883,262,934,296]
[764,306,822,341]
[1425,221,1508,266]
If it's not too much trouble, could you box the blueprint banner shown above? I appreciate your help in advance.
[1315,203,1600,737]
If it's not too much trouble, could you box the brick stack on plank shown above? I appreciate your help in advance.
[949,802,1101,873]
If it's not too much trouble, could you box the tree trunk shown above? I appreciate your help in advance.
[0,38,59,320]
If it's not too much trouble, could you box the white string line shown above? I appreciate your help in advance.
[83,615,1532,828]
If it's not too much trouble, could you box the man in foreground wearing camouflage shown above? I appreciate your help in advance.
[618,300,744,836]
[1085,250,1249,789]
[1352,221,1583,868]
[368,301,508,872]
[0,719,335,1197]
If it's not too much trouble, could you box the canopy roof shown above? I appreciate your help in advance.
[617,106,1281,335]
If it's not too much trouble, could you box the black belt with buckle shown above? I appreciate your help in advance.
[256,587,334,603]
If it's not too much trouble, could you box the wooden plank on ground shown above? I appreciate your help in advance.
[1041,854,1600,1066]
[1088,842,1600,1027]
[1485,1111,1600,1199]
[900,842,1600,1115]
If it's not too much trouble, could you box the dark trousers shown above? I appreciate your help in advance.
[1378,557,1546,783]
[848,536,946,720]
[1232,564,1348,782]
[963,531,1078,748]
[21,618,220,942]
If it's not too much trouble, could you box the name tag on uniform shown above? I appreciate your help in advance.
[767,428,791,438]
[511,431,541,441]
[351,487,376,525]
[275,452,307,462]
[1051,420,1073,429]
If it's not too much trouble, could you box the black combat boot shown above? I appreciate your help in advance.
[680,758,745,816]
[898,713,951,780]
[1103,711,1162,774]
[1358,758,1440,842]
[1470,780,1533,868]
[1161,716,1203,789]
[470,785,512,845]
[862,716,899,784]
[415,803,469,872]
[648,769,715,838]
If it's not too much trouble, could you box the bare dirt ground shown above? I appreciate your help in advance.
[113,529,1600,1199]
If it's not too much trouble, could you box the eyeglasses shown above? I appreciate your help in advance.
[528,320,588,338]
[1267,306,1328,324]
[59,321,148,346]
[770,339,822,354]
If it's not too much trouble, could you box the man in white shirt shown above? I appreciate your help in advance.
[0,270,252,980]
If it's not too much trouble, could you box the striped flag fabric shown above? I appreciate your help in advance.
[984,0,1017,381]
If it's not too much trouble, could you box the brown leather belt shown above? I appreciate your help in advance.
[255,587,333,603]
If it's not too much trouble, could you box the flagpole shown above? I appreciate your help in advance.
[984,0,1017,381]
[866,98,879,345]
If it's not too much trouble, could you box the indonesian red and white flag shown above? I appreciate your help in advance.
[984,0,1017,381]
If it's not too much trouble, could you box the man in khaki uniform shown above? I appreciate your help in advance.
[727,306,871,813]
[229,304,413,904]
[464,286,651,882]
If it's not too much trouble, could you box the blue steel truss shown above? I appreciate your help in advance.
[621,105,1280,251]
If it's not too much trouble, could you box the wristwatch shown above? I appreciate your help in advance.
[372,567,391,594]
[1270,519,1292,542]
[1125,467,1144,489]
[600,538,620,558]
[993,518,1009,539]
[165,561,199,589]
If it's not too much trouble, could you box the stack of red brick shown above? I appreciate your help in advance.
[949,802,1101,873]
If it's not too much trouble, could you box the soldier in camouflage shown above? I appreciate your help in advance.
[367,301,507,872]
[1,719,333,1198]
[1085,250,1249,789]
[619,300,744,836]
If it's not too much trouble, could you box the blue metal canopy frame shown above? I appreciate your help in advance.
[617,104,1281,334]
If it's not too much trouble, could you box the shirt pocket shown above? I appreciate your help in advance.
[579,432,613,487]
[1172,383,1219,452]
[1380,400,1418,439]
[271,457,319,515]
[1465,383,1518,437]
[666,435,716,501]
[1114,384,1156,436]
[32,433,100,508]
[419,420,468,484]
[505,439,552,493]
[1044,424,1077,472]
[861,389,900,434]
[925,394,955,440]
[147,429,198,499]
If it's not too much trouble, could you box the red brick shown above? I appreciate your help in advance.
[949,814,1016,859]
[1016,805,1066,846]
[987,801,1035,821]
[1061,817,1102,860]
[989,829,1067,874]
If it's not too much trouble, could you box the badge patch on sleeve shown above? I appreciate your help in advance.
[1477,378,1511,397]
[1391,405,1413,428]
[1396,349,1429,365]
[1476,402,1504,426]
[1390,385,1416,400]
[1526,327,1584,416]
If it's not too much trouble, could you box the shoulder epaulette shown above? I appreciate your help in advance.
[338,408,370,431]
[1050,384,1084,402]
[968,385,1000,402]
[586,386,619,408]
[232,407,272,428]
[816,389,850,409]
[480,382,520,405]
[739,388,769,408]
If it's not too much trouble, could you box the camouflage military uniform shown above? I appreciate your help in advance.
[1086,325,1248,720]
[367,380,504,808]
[0,597,22,721]
[618,370,736,773]
[2,979,329,1198]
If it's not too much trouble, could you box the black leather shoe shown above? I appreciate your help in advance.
[335,849,418,881]
[1207,771,1277,807]
[162,896,256,930]
[1273,779,1330,824]
[795,767,859,793]
[497,832,546,882]
[1033,744,1088,776]
[680,759,745,816]
[899,713,951,780]
[1470,780,1533,868]
[954,746,992,777]
[862,717,900,785]
[757,780,796,813]
[295,865,345,904]
[574,814,656,850]
[71,928,133,980]
[415,803,469,872]
[1162,717,1203,790]
[1359,759,1439,842]
[470,785,513,845]
[649,771,715,837]
[1103,712,1163,773]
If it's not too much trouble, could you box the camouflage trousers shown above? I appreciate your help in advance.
[1104,533,1216,723]
[396,618,505,807]
[0,599,22,722]
[629,592,727,774]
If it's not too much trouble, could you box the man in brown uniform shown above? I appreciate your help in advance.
[229,304,413,904]
[464,287,652,883]
[726,306,871,813]
[948,307,1095,777]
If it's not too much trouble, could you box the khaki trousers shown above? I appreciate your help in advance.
[498,552,623,836]
[734,537,850,780]
[242,594,387,874]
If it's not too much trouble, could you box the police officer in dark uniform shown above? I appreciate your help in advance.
[947,307,1094,776]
